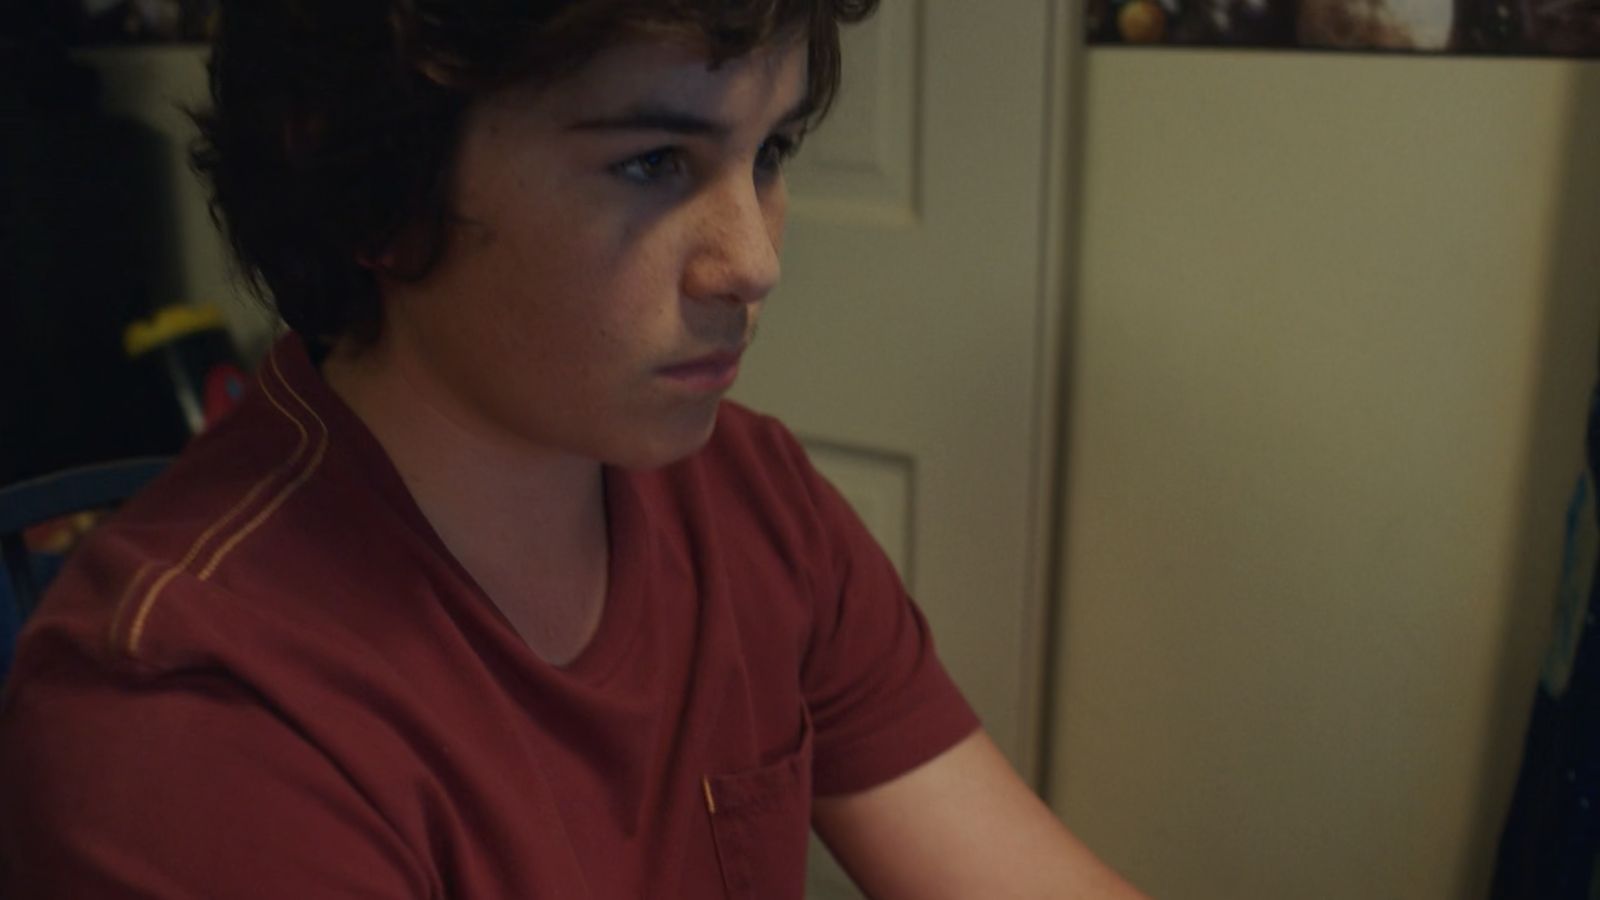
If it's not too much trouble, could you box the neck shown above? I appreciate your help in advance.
[321,334,609,665]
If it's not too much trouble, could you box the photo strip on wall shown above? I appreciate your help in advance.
[1087,0,1600,55]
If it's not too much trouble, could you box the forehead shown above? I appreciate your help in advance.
[511,36,810,122]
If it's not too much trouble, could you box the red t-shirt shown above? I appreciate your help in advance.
[0,337,978,899]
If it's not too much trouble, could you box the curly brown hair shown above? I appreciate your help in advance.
[190,0,877,348]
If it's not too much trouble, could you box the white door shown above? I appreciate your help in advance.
[725,2,1078,895]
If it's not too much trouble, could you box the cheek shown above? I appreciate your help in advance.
[486,238,648,374]
[489,217,607,329]
[458,184,693,369]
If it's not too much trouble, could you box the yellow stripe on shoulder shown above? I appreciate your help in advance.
[117,351,331,659]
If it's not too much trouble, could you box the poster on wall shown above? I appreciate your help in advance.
[1086,0,1600,55]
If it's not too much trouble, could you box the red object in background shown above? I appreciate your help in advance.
[124,304,249,437]
[203,363,248,428]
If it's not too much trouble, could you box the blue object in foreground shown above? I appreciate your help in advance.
[0,457,170,682]
[0,552,65,685]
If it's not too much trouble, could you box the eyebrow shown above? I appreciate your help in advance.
[566,99,810,137]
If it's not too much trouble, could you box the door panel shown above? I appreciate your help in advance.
[725,3,1071,896]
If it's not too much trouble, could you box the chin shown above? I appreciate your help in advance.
[607,403,722,470]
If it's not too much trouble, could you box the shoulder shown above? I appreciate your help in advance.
[10,350,396,680]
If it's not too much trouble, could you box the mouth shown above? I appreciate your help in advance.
[658,348,744,393]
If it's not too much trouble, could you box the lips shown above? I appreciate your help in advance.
[658,349,744,392]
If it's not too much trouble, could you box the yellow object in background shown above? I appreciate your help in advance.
[123,303,226,359]
[121,303,245,435]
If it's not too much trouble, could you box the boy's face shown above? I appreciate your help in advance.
[377,36,809,468]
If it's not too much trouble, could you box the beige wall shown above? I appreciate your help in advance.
[1050,48,1600,899]
[78,46,270,357]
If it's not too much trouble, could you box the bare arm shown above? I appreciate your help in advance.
[814,730,1148,900]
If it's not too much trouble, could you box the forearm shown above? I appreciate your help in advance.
[814,730,1148,899]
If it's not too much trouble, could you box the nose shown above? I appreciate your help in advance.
[681,174,783,306]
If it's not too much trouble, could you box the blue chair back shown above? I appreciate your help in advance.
[0,458,169,680]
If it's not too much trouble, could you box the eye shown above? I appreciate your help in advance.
[612,147,688,184]
[755,134,802,177]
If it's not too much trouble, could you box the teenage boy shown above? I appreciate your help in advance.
[0,3,1145,897]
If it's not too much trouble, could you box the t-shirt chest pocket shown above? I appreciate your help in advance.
[701,708,814,900]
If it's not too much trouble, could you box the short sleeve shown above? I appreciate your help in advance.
[779,428,981,797]
[0,665,432,899]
